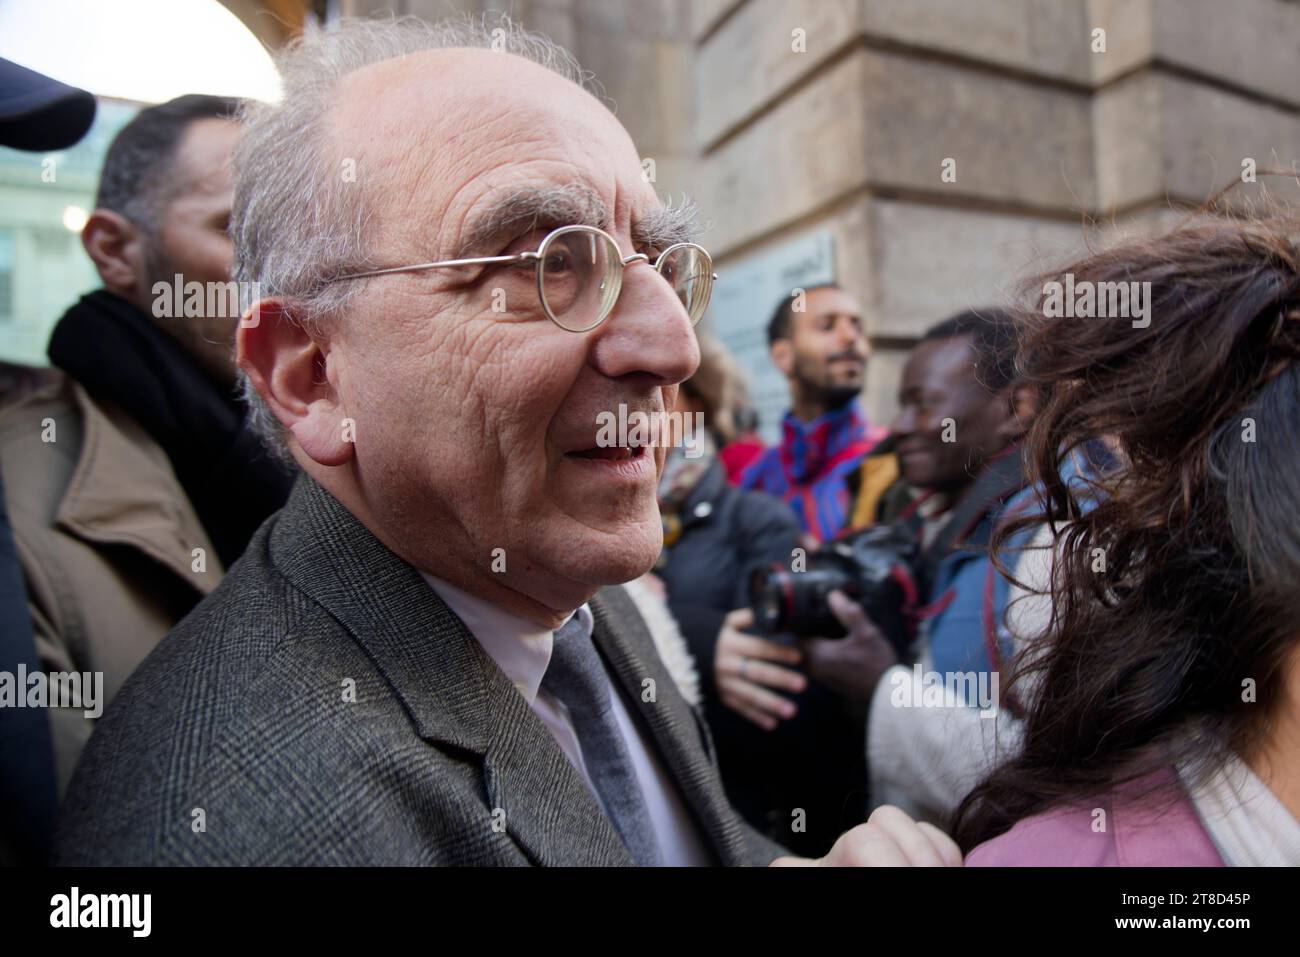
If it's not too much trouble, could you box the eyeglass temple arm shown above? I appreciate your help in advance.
[329,250,541,283]
[332,245,718,283]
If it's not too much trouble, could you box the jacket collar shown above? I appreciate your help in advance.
[941,441,1031,553]
[419,571,562,707]
[266,475,745,865]
[55,379,222,593]
[49,291,295,568]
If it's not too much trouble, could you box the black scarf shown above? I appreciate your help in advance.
[48,290,294,568]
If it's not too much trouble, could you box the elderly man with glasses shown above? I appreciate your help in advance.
[54,16,959,868]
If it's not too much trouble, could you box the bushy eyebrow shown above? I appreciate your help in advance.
[632,196,701,251]
[456,186,703,258]
[455,185,609,258]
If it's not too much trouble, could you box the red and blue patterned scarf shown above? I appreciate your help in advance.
[739,402,885,543]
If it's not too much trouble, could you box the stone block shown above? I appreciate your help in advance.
[861,0,1094,84]
[1094,71,1300,211]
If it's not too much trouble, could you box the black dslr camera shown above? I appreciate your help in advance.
[748,523,920,655]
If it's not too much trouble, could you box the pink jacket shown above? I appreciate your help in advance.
[966,769,1224,866]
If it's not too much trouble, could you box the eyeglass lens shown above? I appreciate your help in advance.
[538,228,620,332]
[656,244,712,327]
[537,227,712,331]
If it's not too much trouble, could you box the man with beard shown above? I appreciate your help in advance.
[0,94,294,799]
[739,284,889,543]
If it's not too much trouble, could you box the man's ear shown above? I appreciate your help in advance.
[81,208,148,301]
[771,338,795,377]
[237,299,355,468]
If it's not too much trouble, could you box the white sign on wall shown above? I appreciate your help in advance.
[702,231,836,444]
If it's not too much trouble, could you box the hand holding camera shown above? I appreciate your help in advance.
[747,523,920,654]
[797,590,899,702]
[715,589,900,730]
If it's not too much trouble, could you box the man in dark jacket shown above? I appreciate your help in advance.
[653,344,803,665]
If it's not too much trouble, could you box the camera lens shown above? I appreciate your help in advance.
[749,560,854,636]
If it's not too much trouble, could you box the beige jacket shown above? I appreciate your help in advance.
[0,373,222,792]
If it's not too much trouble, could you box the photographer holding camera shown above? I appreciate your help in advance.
[717,309,1034,825]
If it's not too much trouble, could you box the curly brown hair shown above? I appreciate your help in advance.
[953,213,1300,852]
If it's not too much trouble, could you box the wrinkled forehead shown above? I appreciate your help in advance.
[327,48,649,256]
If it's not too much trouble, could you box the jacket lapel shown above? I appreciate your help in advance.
[481,687,632,866]
[267,475,631,866]
[590,586,750,866]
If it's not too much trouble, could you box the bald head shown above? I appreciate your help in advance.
[327,47,646,271]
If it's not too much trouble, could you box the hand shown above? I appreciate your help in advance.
[770,805,962,867]
[714,608,807,731]
[797,590,898,701]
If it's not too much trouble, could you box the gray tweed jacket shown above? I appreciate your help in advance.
[54,475,787,866]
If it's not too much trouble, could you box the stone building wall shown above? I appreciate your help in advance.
[343,0,1300,423]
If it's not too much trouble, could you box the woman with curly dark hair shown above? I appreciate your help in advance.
[960,214,1300,866]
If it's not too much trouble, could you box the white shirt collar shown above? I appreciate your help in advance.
[419,572,592,705]
[1181,753,1300,866]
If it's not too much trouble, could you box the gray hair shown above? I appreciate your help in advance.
[232,14,599,459]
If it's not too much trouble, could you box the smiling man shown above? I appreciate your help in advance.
[52,17,959,868]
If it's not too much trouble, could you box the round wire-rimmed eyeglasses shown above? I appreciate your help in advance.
[325,224,717,333]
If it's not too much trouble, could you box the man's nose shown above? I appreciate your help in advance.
[587,265,700,385]
[836,316,864,350]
